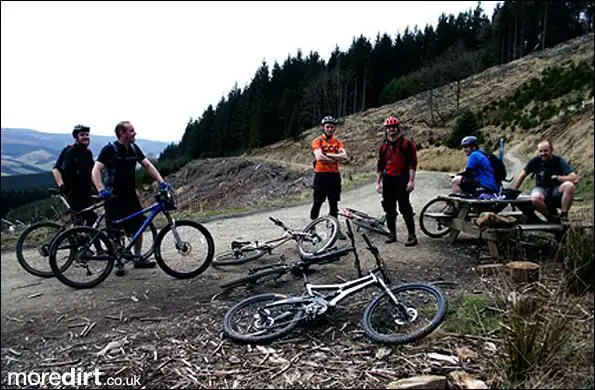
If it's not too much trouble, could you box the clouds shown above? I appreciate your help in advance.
[1,1,499,142]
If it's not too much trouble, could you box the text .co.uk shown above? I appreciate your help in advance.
[7,368,141,387]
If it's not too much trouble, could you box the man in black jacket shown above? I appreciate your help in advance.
[52,124,98,227]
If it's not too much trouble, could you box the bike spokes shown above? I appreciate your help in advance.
[52,230,112,287]
[363,284,447,344]
[223,294,303,343]
[300,218,337,255]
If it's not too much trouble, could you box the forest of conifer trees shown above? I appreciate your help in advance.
[158,1,593,166]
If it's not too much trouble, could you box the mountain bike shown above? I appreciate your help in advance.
[222,226,447,345]
[338,206,391,237]
[218,219,360,292]
[48,188,214,289]
[212,216,339,267]
[15,188,158,278]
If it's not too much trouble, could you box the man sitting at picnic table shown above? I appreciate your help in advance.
[512,139,580,223]
[451,136,500,200]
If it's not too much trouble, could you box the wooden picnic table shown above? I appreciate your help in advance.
[432,194,570,258]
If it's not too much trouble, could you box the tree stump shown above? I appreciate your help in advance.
[506,261,540,283]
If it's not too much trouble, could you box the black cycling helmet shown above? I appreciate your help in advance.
[72,124,90,138]
[320,116,338,126]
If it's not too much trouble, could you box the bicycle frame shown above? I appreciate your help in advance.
[106,200,165,253]
[261,267,400,315]
[235,224,313,253]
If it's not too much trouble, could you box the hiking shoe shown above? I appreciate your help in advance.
[385,234,397,244]
[133,257,157,269]
[559,212,569,223]
[405,235,418,247]
[115,262,126,277]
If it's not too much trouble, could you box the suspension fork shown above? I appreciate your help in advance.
[164,212,183,244]
[377,276,408,317]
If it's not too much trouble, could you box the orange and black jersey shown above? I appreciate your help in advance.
[311,135,344,173]
[377,137,417,177]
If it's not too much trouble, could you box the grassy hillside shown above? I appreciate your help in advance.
[244,34,594,208]
[0,128,170,176]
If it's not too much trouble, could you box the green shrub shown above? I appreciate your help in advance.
[445,109,483,148]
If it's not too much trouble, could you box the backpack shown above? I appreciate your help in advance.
[103,142,140,190]
[382,137,414,176]
[480,150,507,184]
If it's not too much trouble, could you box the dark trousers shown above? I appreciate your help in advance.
[310,172,341,219]
[382,175,415,236]
[67,194,98,227]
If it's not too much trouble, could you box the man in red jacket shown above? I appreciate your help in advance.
[375,116,418,246]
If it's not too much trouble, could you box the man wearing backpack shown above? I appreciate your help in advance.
[375,116,418,246]
[451,136,499,197]
[512,139,580,223]
[53,124,99,227]
[91,121,172,276]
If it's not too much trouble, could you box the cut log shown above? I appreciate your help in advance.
[387,375,447,389]
[506,261,540,283]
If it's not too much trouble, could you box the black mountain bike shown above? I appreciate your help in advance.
[222,221,447,345]
[16,188,157,278]
[213,216,339,267]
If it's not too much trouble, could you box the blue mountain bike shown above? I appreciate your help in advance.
[48,188,215,289]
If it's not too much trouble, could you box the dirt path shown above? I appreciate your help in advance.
[0,168,493,388]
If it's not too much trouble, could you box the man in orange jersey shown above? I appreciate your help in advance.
[310,116,348,233]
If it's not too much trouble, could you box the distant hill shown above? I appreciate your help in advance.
[1,128,170,176]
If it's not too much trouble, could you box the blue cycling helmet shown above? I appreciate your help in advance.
[460,135,478,147]
[320,116,338,126]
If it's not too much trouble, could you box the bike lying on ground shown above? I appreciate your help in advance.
[338,206,391,237]
[212,216,339,267]
[218,219,360,292]
[48,188,214,289]
[221,221,448,345]
[16,188,157,278]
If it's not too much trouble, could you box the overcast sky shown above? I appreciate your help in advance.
[1,1,499,143]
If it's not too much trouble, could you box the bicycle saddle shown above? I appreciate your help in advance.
[231,240,251,248]
[301,246,354,264]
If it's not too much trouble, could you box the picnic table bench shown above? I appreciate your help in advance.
[420,194,586,259]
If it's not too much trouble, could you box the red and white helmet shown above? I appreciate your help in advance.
[384,116,400,127]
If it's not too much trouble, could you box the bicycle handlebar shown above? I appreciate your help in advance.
[269,216,289,231]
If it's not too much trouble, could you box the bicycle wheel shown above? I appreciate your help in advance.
[297,216,338,258]
[362,283,447,344]
[213,248,266,267]
[16,221,64,278]
[222,293,304,344]
[219,265,288,290]
[49,226,115,289]
[154,220,215,279]
[419,198,454,238]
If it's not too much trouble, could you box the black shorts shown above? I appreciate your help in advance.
[313,172,341,202]
[105,193,144,236]
[460,176,480,194]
